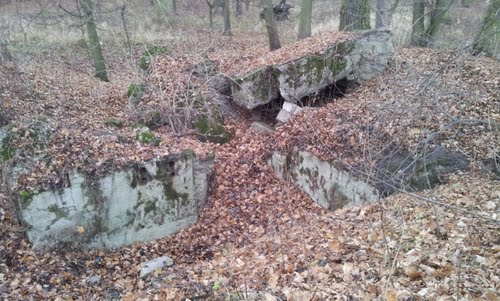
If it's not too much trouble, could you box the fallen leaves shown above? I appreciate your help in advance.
[1,29,499,300]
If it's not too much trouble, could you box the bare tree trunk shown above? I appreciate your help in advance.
[206,0,214,28]
[473,0,500,60]
[339,0,371,31]
[81,0,108,81]
[0,38,13,125]
[426,0,455,46]
[223,0,232,35]
[120,5,132,55]
[172,0,177,14]
[156,0,168,16]
[297,0,312,40]
[261,0,281,51]
[375,0,390,29]
[411,0,426,46]
[235,0,242,16]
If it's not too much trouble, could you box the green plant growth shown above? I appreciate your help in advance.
[0,134,15,161]
[127,83,145,98]
[195,117,231,144]
[104,118,124,128]
[136,131,161,146]
[19,190,36,209]
[139,46,169,71]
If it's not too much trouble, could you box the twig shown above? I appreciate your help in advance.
[57,3,83,18]
[419,118,499,148]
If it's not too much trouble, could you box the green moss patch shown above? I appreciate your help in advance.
[104,118,124,128]
[127,83,145,98]
[194,117,231,144]
[19,190,37,209]
[139,46,169,71]
[163,182,189,205]
[136,131,161,146]
[0,134,15,161]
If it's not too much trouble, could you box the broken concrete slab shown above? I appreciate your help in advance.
[276,101,303,123]
[139,256,174,279]
[16,151,215,250]
[269,149,379,210]
[231,30,394,110]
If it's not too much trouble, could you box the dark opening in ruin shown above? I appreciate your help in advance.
[252,78,357,123]
[298,78,355,107]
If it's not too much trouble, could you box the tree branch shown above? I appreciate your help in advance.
[57,2,83,18]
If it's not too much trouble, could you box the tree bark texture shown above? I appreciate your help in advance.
[235,0,242,16]
[375,0,390,29]
[339,0,371,31]
[223,0,232,35]
[261,0,281,51]
[298,0,312,40]
[81,0,109,82]
[411,0,426,46]
[473,0,500,60]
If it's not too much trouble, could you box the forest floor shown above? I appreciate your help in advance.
[0,31,499,300]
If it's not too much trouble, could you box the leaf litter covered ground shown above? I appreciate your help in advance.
[1,31,499,300]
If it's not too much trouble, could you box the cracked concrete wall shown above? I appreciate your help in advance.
[16,152,215,250]
[269,149,379,210]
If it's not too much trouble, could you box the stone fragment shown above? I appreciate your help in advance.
[250,122,275,135]
[276,102,303,124]
[87,275,102,285]
[139,256,174,279]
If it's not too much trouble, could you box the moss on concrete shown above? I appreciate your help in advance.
[19,190,36,209]
[194,117,231,144]
[136,131,161,146]
[303,54,326,82]
[47,204,68,220]
[330,59,347,75]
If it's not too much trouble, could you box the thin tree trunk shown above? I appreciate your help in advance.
[375,0,390,29]
[426,0,455,46]
[261,0,281,51]
[473,0,500,60]
[156,0,168,16]
[387,0,401,28]
[223,0,232,35]
[0,37,13,126]
[297,0,312,40]
[411,0,426,46]
[235,0,242,16]
[206,0,214,28]
[339,0,371,31]
[172,0,177,14]
[81,0,108,81]
[120,5,132,55]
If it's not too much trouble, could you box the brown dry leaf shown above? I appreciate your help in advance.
[385,289,397,301]
[405,266,425,280]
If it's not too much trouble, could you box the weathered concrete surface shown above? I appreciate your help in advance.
[231,30,394,109]
[269,149,379,210]
[231,66,280,109]
[250,122,275,135]
[276,101,303,124]
[139,256,174,279]
[16,151,215,250]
